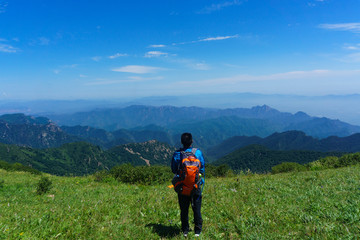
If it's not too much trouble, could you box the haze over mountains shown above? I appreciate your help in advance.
[1,104,360,175]
[1,93,360,125]
[47,104,360,139]
[1,104,360,151]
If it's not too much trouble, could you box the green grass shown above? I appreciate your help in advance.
[1,165,360,239]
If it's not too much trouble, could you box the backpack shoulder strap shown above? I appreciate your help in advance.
[191,148,197,155]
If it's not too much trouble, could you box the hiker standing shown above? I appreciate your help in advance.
[171,133,205,237]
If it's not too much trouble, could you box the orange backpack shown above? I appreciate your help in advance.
[173,148,201,196]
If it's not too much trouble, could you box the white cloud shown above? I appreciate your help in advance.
[108,53,128,59]
[198,0,244,14]
[169,69,360,95]
[341,53,360,63]
[62,64,78,68]
[29,37,51,46]
[173,34,239,46]
[319,23,360,33]
[308,0,327,7]
[0,2,8,13]
[86,79,126,85]
[344,46,359,50]
[86,76,164,85]
[149,44,166,48]
[112,65,165,74]
[199,35,239,42]
[343,43,360,51]
[191,63,210,70]
[91,56,102,61]
[144,51,168,58]
[53,64,77,74]
[0,43,18,53]
[175,69,360,86]
[128,76,164,81]
[38,37,50,45]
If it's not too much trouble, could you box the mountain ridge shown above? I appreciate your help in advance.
[1,105,360,153]
[207,130,360,160]
[212,144,344,173]
[47,104,360,138]
[0,140,175,176]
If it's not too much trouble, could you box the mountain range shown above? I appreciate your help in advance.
[46,105,360,139]
[2,105,360,153]
[1,104,360,175]
[0,114,80,148]
[207,130,360,161]
[2,93,360,125]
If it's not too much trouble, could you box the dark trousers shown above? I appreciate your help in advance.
[178,193,203,234]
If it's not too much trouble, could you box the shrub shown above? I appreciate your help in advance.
[110,164,135,183]
[110,164,173,185]
[272,162,307,174]
[93,170,113,183]
[12,163,42,175]
[0,160,11,171]
[307,153,360,171]
[338,153,360,167]
[307,156,340,171]
[0,179,4,189]
[206,164,233,178]
[109,163,234,185]
[36,176,52,195]
[0,160,41,175]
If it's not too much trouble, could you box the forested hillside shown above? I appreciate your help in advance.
[213,145,344,173]
[0,141,175,176]
[208,130,360,160]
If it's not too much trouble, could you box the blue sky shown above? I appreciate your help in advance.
[1,0,360,100]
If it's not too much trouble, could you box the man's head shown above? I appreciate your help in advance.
[181,132,193,148]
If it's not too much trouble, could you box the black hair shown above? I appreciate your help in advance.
[181,132,193,148]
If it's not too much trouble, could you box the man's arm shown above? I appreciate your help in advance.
[171,151,180,174]
[196,149,205,174]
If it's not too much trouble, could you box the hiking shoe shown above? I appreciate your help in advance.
[195,233,201,237]
[183,232,188,237]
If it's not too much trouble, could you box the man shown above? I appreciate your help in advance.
[171,133,205,237]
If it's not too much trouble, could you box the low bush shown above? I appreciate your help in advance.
[338,153,360,167]
[110,164,173,185]
[0,160,41,175]
[307,156,340,171]
[36,176,52,195]
[0,179,4,189]
[307,153,360,171]
[93,170,113,183]
[206,164,233,178]
[272,162,307,174]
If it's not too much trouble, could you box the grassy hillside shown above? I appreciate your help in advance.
[1,165,359,239]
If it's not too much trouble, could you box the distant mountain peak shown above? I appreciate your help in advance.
[251,105,276,112]
[294,111,309,117]
[0,113,52,125]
